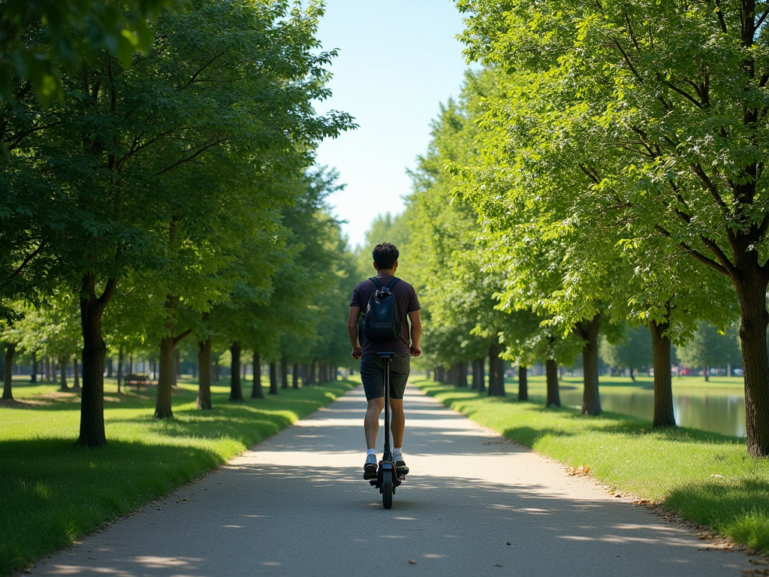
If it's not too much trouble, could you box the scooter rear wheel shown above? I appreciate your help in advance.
[382,470,393,509]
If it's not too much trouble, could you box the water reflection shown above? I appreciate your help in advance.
[551,389,746,437]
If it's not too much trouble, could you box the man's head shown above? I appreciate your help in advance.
[372,242,399,272]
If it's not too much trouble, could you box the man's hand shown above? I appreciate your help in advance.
[351,346,362,360]
[410,345,421,358]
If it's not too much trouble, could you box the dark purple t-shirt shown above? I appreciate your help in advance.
[350,275,420,355]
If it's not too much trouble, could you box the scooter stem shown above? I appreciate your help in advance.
[383,357,392,462]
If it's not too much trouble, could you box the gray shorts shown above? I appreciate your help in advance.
[360,354,410,400]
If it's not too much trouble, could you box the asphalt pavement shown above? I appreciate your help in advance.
[29,384,753,576]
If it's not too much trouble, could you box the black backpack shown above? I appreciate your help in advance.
[363,277,402,342]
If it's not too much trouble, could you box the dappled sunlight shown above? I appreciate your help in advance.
[26,384,751,577]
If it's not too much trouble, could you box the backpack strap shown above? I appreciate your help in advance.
[370,277,400,291]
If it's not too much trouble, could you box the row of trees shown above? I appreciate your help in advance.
[0,0,356,446]
[365,0,769,456]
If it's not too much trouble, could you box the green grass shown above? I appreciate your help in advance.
[0,377,356,575]
[413,377,769,553]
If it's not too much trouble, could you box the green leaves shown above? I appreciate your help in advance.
[0,0,186,106]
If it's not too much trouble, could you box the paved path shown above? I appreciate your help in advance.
[31,385,751,577]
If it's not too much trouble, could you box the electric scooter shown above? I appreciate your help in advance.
[369,351,404,509]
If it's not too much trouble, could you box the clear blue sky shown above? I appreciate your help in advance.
[313,0,468,249]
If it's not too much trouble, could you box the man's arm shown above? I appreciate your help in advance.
[408,310,422,357]
[347,306,362,359]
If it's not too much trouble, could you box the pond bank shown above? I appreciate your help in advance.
[512,375,746,437]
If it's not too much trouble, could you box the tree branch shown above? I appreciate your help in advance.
[173,328,193,346]
[665,79,704,109]
[181,51,226,90]
[155,138,229,175]
[691,162,729,212]
[624,11,642,52]
[97,277,118,310]
[7,121,63,151]
[578,163,600,184]
[0,241,46,286]
[698,235,738,276]
[654,224,730,276]
[611,38,645,84]
[756,6,769,30]
[714,0,729,33]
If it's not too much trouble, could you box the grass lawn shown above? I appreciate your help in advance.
[412,376,769,553]
[0,377,356,575]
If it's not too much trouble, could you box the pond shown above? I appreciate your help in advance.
[526,379,747,438]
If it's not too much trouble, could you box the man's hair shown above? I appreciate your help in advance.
[372,242,399,270]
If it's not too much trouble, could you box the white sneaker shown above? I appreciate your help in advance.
[363,454,377,480]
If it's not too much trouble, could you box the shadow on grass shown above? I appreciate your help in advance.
[0,438,226,575]
[667,476,769,551]
[0,379,357,575]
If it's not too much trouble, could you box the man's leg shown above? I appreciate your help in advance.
[390,398,405,448]
[364,397,384,449]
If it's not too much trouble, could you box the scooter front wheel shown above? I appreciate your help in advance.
[382,470,393,509]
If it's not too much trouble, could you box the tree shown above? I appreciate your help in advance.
[600,326,654,380]
[677,323,742,381]
[1,0,353,444]
[0,0,184,106]
[458,0,769,456]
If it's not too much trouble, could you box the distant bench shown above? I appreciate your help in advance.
[124,374,156,390]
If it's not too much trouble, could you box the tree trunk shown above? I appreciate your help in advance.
[45,357,51,381]
[518,365,528,401]
[488,344,505,396]
[269,361,278,394]
[197,338,212,409]
[106,357,113,378]
[79,274,116,447]
[3,343,14,399]
[173,348,180,387]
[251,352,263,398]
[281,357,289,389]
[735,272,769,456]
[30,351,37,384]
[154,336,175,418]
[477,359,486,393]
[59,356,69,391]
[649,319,675,428]
[576,314,601,416]
[230,341,243,401]
[72,355,81,391]
[117,347,124,394]
[546,359,560,407]
[458,361,467,387]
[703,366,710,382]
[292,363,299,388]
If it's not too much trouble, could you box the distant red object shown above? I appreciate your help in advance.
[680,368,692,376]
